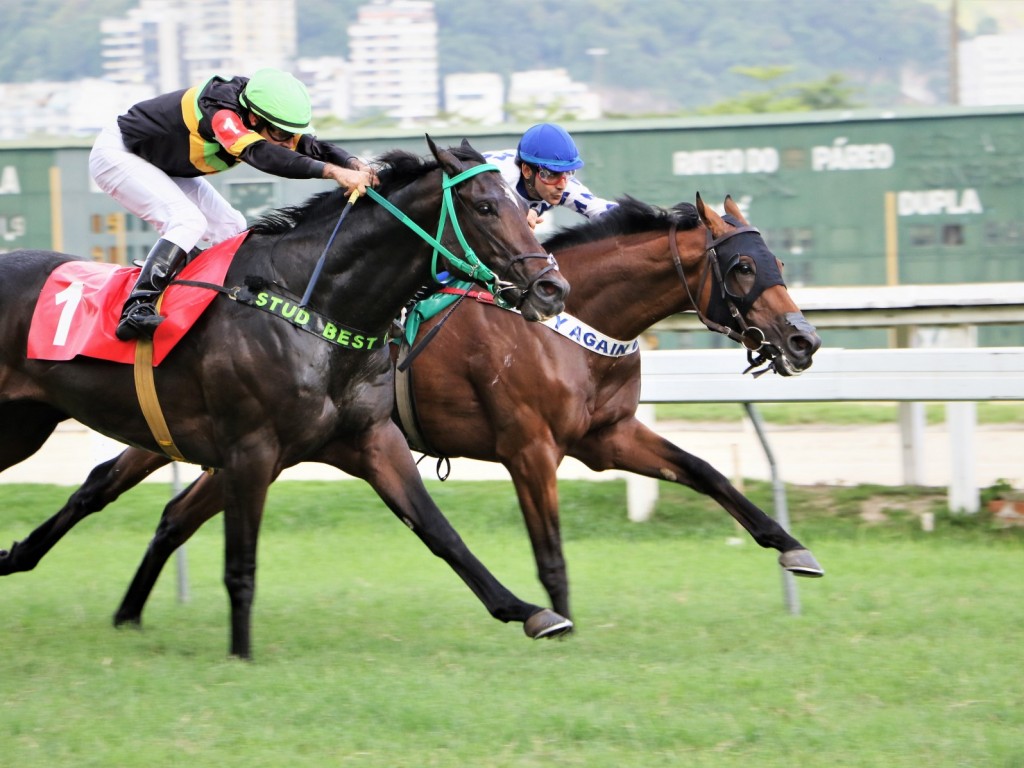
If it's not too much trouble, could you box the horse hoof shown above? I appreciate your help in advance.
[524,608,574,639]
[779,549,824,577]
[0,547,15,576]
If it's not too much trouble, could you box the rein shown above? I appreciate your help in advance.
[366,162,556,306]
[175,161,554,352]
[670,221,778,377]
[299,188,361,307]
[292,162,554,313]
[366,164,500,288]
[371,161,555,368]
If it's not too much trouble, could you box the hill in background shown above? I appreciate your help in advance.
[3,0,1021,115]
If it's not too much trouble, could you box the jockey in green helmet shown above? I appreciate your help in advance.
[89,68,377,341]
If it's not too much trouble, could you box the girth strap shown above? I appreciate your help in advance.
[393,339,436,456]
[132,294,187,462]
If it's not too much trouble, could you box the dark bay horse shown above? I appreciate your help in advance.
[3,193,822,630]
[0,138,572,657]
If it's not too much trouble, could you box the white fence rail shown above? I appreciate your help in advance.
[640,347,1024,404]
[655,282,1024,331]
[633,347,1024,519]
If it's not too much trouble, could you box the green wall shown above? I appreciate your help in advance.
[4,104,1024,294]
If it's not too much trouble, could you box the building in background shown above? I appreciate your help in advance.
[507,69,601,122]
[348,0,439,123]
[23,0,1024,139]
[100,0,298,92]
[958,32,1024,105]
[100,8,184,93]
[0,79,154,140]
[6,0,605,138]
[443,73,504,125]
[296,57,353,122]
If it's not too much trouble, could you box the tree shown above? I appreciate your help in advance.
[697,68,863,115]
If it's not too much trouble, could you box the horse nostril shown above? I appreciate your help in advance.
[789,332,821,358]
[535,278,568,304]
[783,313,820,359]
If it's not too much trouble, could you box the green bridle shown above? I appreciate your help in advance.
[365,163,501,291]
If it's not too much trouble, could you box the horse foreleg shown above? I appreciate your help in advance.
[501,441,572,620]
[572,417,824,576]
[323,424,573,639]
[114,469,226,627]
[219,456,276,659]
[0,448,170,576]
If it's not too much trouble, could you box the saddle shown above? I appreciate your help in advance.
[27,233,245,366]
[392,280,492,461]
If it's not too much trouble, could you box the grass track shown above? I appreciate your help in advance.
[2,480,1022,767]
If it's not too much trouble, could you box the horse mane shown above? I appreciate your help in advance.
[249,142,487,235]
[541,195,700,252]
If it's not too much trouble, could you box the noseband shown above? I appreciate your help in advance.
[490,252,560,310]
[669,220,784,377]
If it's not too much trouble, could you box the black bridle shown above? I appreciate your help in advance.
[670,218,787,377]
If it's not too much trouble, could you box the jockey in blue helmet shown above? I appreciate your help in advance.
[483,122,616,227]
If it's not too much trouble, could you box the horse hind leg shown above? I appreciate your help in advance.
[0,448,170,576]
[114,470,225,628]
[0,400,66,474]
[573,418,825,577]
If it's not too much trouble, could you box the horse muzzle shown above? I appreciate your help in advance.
[743,311,821,378]
[500,252,569,322]
[772,311,821,376]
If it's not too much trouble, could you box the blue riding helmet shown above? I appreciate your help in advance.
[517,123,584,171]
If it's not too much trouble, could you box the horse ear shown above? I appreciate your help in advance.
[460,138,472,151]
[426,133,461,175]
[723,194,749,225]
[696,192,727,238]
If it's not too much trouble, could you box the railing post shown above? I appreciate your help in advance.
[172,462,190,603]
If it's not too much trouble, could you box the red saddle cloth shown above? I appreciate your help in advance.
[27,232,247,366]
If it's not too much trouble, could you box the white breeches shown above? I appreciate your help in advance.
[89,123,247,252]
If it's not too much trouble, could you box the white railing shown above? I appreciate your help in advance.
[631,346,1024,519]
[638,281,1024,520]
[640,347,1024,404]
[656,282,1024,332]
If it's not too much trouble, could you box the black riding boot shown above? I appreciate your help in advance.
[115,238,188,341]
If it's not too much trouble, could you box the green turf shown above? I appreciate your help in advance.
[1,479,1021,767]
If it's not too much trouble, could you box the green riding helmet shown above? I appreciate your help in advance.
[239,68,314,135]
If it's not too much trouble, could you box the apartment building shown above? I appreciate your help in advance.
[348,0,439,122]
